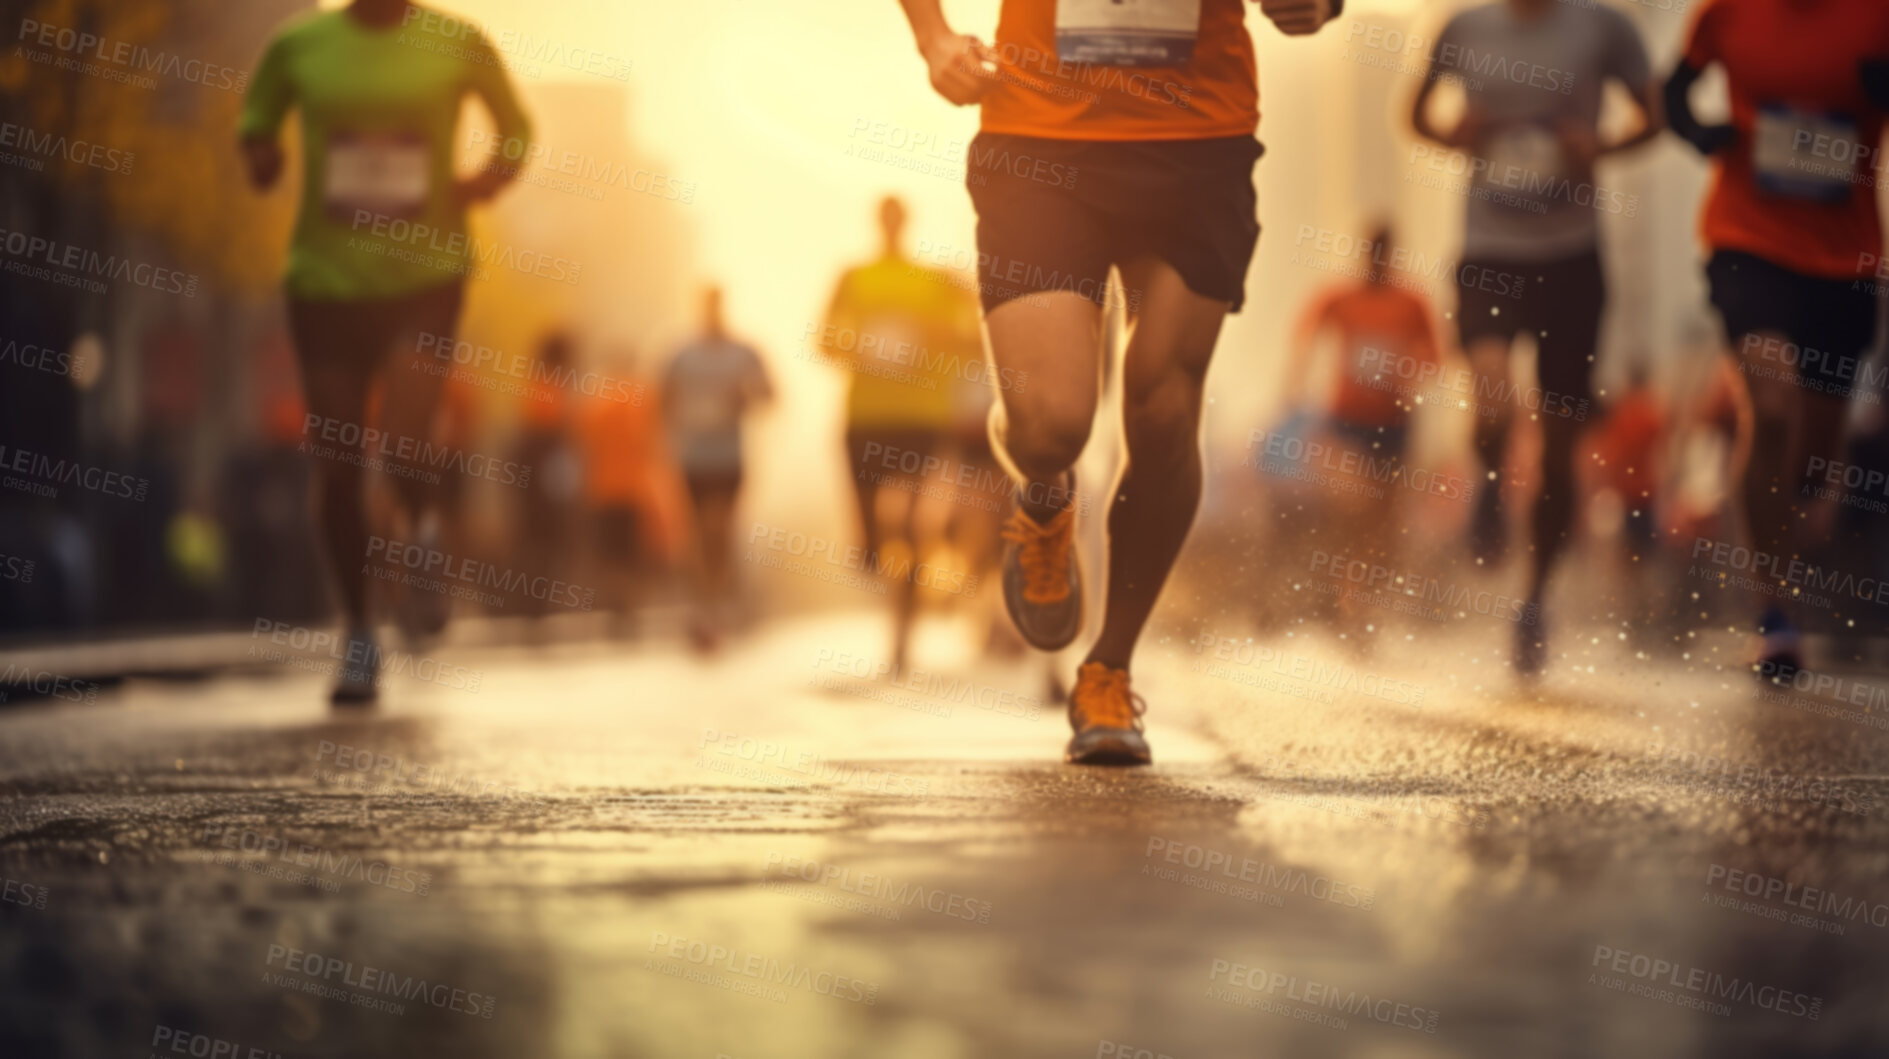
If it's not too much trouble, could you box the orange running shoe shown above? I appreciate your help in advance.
[1000,501,1084,650]
[1065,662,1151,766]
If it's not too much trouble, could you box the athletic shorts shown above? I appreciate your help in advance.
[966,132,1263,314]
[684,469,742,510]
[287,282,464,389]
[594,505,644,564]
[1456,249,1605,411]
[1708,250,1880,391]
[286,281,464,500]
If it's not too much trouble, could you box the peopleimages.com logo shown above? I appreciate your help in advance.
[645,931,880,1006]
[149,1024,285,1059]
[264,944,497,1018]
[1589,944,1821,1020]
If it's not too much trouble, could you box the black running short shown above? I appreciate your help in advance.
[1707,250,1880,391]
[966,131,1263,314]
[1455,249,1606,410]
[287,282,465,386]
[594,505,644,564]
[286,281,465,500]
[684,469,742,510]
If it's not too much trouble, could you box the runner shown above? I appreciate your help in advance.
[240,0,531,704]
[1664,0,1889,678]
[1282,222,1445,642]
[1410,0,1659,675]
[663,287,774,650]
[819,196,984,670]
[1579,361,1670,626]
[896,0,1342,765]
[1583,363,1667,558]
[578,346,677,636]
[514,331,583,623]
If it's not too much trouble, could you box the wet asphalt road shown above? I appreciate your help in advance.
[1,610,1887,1059]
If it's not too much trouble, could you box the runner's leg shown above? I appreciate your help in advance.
[698,480,739,606]
[1738,329,1807,564]
[983,293,1104,520]
[1467,335,1515,556]
[1084,257,1228,670]
[845,428,887,560]
[289,300,382,629]
[377,286,461,516]
[1526,415,1581,605]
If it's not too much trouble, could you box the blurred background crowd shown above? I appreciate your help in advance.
[0,0,1884,675]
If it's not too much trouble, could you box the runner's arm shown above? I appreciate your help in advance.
[897,0,995,106]
[1259,0,1342,38]
[1409,19,1478,150]
[817,274,859,368]
[745,348,777,408]
[1589,8,1661,159]
[1661,61,1734,157]
[1594,79,1662,158]
[461,29,535,204]
[237,35,294,191]
[1664,2,1735,157]
[1863,59,1889,110]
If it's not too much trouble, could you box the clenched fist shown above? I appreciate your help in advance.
[920,32,997,107]
[1258,0,1336,37]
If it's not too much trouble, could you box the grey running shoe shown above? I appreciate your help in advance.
[1000,502,1084,651]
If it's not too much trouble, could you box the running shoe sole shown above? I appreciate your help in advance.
[329,684,377,708]
[1064,727,1152,766]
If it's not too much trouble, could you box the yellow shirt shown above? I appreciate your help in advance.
[818,255,984,430]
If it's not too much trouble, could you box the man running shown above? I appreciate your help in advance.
[241,0,531,704]
[820,196,984,670]
[1665,0,1889,677]
[896,0,1341,765]
[1410,0,1659,675]
[664,287,774,649]
[1283,223,1445,637]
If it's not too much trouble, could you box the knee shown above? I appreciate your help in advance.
[1002,401,1092,476]
[1122,374,1201,454]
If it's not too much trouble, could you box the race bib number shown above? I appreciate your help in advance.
[325,131,430,219]
[1481,125,1566,189]
[1753,106,1858,204]
[1056,0,1200,67]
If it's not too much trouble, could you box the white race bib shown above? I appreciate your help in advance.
[1056,0,1201,67]
[325,131,430,219]
[1753,106,1858,203]
[1481,125,1567,190]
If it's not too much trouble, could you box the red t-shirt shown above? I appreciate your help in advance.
[1590,390,1665,495]
[1302,284,1440,428]
[980,0,1258,140]
[1683,0,1889,279]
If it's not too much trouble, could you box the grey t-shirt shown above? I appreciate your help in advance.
[1428,2,1650,262]
[663,337,771,476]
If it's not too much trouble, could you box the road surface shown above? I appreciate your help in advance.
[1,609,1885,1058]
